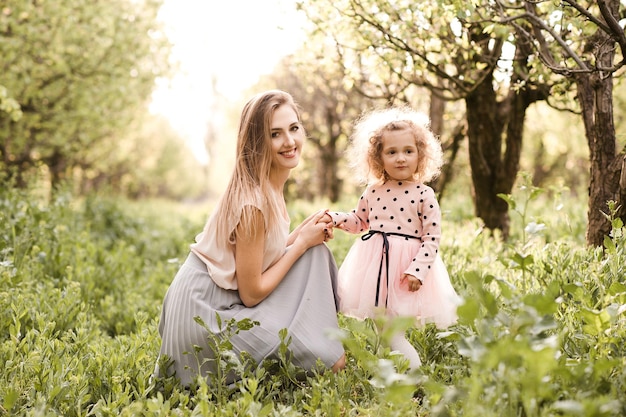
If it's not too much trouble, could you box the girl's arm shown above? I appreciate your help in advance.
[326,190,370,234]
[235,208,329,307]
[403,187,442,283]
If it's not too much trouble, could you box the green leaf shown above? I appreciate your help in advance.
[497,193,516,210]
[457,297,480,324]
[603,235,616,252]
[2,388,19,412]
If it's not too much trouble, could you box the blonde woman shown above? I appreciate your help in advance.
[156,90,345,386]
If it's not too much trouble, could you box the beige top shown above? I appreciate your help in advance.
[190,205,289,290]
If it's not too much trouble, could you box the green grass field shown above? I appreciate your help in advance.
[1,179,625,416]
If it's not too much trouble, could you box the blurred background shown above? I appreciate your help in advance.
[1,0,625,244]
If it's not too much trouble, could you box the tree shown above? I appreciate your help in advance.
[0,0,170,189]
[259,49,380,203]
[299,0,551,239]
[488,0,626,245]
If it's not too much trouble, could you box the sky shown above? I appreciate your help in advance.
[149,0,307,164]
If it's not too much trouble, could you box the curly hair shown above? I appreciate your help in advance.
[348,105,443,184]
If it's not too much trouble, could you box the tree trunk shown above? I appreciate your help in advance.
[435,118,466,201]
[47,148,69,190]
[464,30,547,240]
[575,71,622,246]
[317,106,344,203]
[574,9,625,246]
[428,93,450,195]
[319,137,342,203]
[466,78,540,239]
[429,93,445,137]
[465,73,512,239]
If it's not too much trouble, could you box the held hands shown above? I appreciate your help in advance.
[403,274,422,292]
[292,210,334,251]
[319,212,334,241]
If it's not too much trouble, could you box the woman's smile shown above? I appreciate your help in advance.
[280,148,298,158]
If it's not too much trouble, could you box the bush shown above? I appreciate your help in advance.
[0,179,624,416]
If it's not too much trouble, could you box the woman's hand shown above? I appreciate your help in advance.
[236,209,332,308]
[317,212,334,241]
[291,210,331,251]
[319,213,333,224]
[236,208,329,307]
[289,209,333,245]
[403,274,422,292]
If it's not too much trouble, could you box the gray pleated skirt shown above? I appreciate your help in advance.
[155,244,345,386]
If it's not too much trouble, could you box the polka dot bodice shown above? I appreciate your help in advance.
[329,180,441,283]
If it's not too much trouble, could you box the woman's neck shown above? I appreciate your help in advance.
[269,168,290,192]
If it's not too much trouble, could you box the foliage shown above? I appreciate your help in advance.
[0,0,177,192]
[296,0,626,245]
[298,0,546,100]
[96,114,209,200]
[0,85,22,121]
[1,180,625,416]
[485,0,626,247]
[297,0,551,239]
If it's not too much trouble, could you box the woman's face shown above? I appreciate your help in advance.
[269,104,304,173]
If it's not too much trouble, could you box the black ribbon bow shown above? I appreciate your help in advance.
[361,230,420,307]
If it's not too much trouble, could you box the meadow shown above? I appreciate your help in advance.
[1,177,625,416]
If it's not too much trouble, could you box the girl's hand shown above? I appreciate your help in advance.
[403,274,422,292]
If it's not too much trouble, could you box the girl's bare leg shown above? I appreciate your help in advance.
[390,332,422,369]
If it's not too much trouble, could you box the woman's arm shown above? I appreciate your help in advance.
[235,208,329,307]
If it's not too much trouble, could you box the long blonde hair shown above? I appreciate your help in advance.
[213,90,303,247]
[349,106,443,184]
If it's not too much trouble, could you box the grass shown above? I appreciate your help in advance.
[0,177,625,416]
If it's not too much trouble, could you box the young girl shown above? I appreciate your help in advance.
[322,105,460,368]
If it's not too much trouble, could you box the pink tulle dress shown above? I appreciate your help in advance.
[329,180,460,328]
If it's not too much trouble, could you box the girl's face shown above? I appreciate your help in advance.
[380,129,419,181]
[269,104,304,174]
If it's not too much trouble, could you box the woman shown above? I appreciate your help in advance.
[155,90,346,386]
